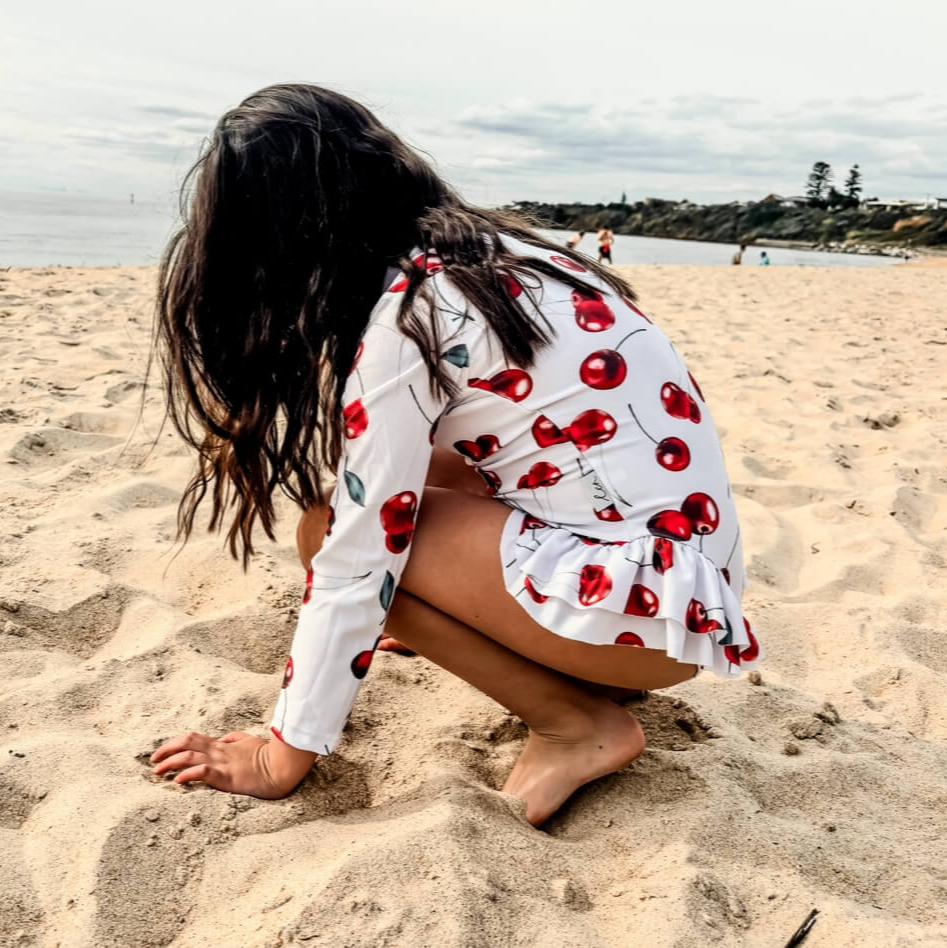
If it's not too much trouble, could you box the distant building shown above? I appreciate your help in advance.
[861,199,928,211]
[760,193,808,208]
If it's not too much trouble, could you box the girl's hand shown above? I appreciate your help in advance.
[150,730,317,799]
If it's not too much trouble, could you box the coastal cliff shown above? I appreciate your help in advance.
[511,198,947,251]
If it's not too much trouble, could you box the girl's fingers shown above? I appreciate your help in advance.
[152,749,205,777]
[174,763,220,787]
[218,731,252,743]
[150,731,213,764]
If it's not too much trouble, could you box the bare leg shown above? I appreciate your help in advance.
[385,588,645,825]
[296,486,696,825]
[297,450,487,654]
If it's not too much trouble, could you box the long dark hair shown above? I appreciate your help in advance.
[154,83,635,565]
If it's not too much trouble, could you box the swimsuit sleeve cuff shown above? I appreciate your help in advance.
[268,720,342,757]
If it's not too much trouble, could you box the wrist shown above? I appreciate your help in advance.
[266,735,318,783]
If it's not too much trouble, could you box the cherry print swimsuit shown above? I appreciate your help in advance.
[271,234,762,754]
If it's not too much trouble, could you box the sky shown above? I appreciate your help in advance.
[2,0,946,207]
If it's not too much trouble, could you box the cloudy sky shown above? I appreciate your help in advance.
[3,0,946,206]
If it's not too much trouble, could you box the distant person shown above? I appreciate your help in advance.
[759,251,770,266]
[149,83,761,825]
[566,230,585,250]
[597,227,614,265]
[731,242,746,266]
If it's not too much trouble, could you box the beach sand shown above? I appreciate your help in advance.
[1,260,946,947]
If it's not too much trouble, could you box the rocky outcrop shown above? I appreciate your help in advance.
[511,199,947,251]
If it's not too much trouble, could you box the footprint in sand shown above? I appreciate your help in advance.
[94,803,208,948]
[5,586,129,659]
[9,427,120,469]
[174,613,291,676]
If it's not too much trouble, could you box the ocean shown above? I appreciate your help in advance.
[0,190,904,269]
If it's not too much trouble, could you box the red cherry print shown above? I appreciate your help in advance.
[724,621,758,666]
[615,631,645,647]
[595,504,624,522]
[326,505,335,536]
[580,349,627,390]
[660,382,701,423]
[520,515,548,534]
[656,437,690,472]
[568,409,617,452]
[647,510,693,541]
[454,434,501,462]
[343,399,368,439]
[303,567,314,604]
[681,492,719,535]
[577,534,627,547]
[379,491,418,554]
[721,567,731,585]
[685,598,708,633]
[350,649,374,679]
[524,576,548,604]
[532,415,570,448]
[688,371,705,401]
[389,254,443,292]
[652,538,674,574]
[517,461,562,490]
[572,290,616,332]
[413,252,444,276]
[577,564,612,606]
[505,274,523,298]
[468,369,533,402]
[281,657,294,688]
[685,599,723,634]
[624,584,660,617]
[623,297,652,323]
[270,726,286,743]
[737,618,761,662]
[477,469,501,495]
[551,254,587,272]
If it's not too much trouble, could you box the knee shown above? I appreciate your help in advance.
[296,504,331,570]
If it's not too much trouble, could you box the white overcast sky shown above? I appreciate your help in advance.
[2,0,946,205]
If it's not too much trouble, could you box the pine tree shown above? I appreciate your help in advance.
[844,164,863,202]
[805,161,833,207]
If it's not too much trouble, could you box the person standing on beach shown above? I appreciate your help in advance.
[566,230,585,251]
[597,227,614,264]
[759,251,770,266]
[731,243,746,265]
[149,84,762,826]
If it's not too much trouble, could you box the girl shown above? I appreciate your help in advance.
[149,84,761,826]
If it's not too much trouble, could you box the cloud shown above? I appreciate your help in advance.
[139,105,217,121]
[448,94,947,201]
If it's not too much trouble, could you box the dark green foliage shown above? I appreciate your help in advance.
[806,161,833,208]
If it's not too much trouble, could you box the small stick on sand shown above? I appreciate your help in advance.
[783,908,819,947]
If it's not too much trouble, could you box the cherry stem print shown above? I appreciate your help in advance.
[407,384,434,425]
[627,402,691,473]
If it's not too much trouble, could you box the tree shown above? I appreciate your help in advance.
[844,164,863,202]
[806,161,833,207]
[620,191,628,205]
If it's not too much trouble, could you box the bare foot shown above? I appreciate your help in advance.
[377,635,415,655]
[502,701,645,826]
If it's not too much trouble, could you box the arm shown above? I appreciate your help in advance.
[270,295,479,754]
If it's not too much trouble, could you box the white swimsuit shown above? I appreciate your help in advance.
[271,234,762,754]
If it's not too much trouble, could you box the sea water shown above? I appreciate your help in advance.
[0,190,903,269]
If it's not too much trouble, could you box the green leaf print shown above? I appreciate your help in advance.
[379,571,395,612]
[344,469,366,506]
[442,344,469,368]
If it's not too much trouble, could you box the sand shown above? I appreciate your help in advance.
[1,259,946,947]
